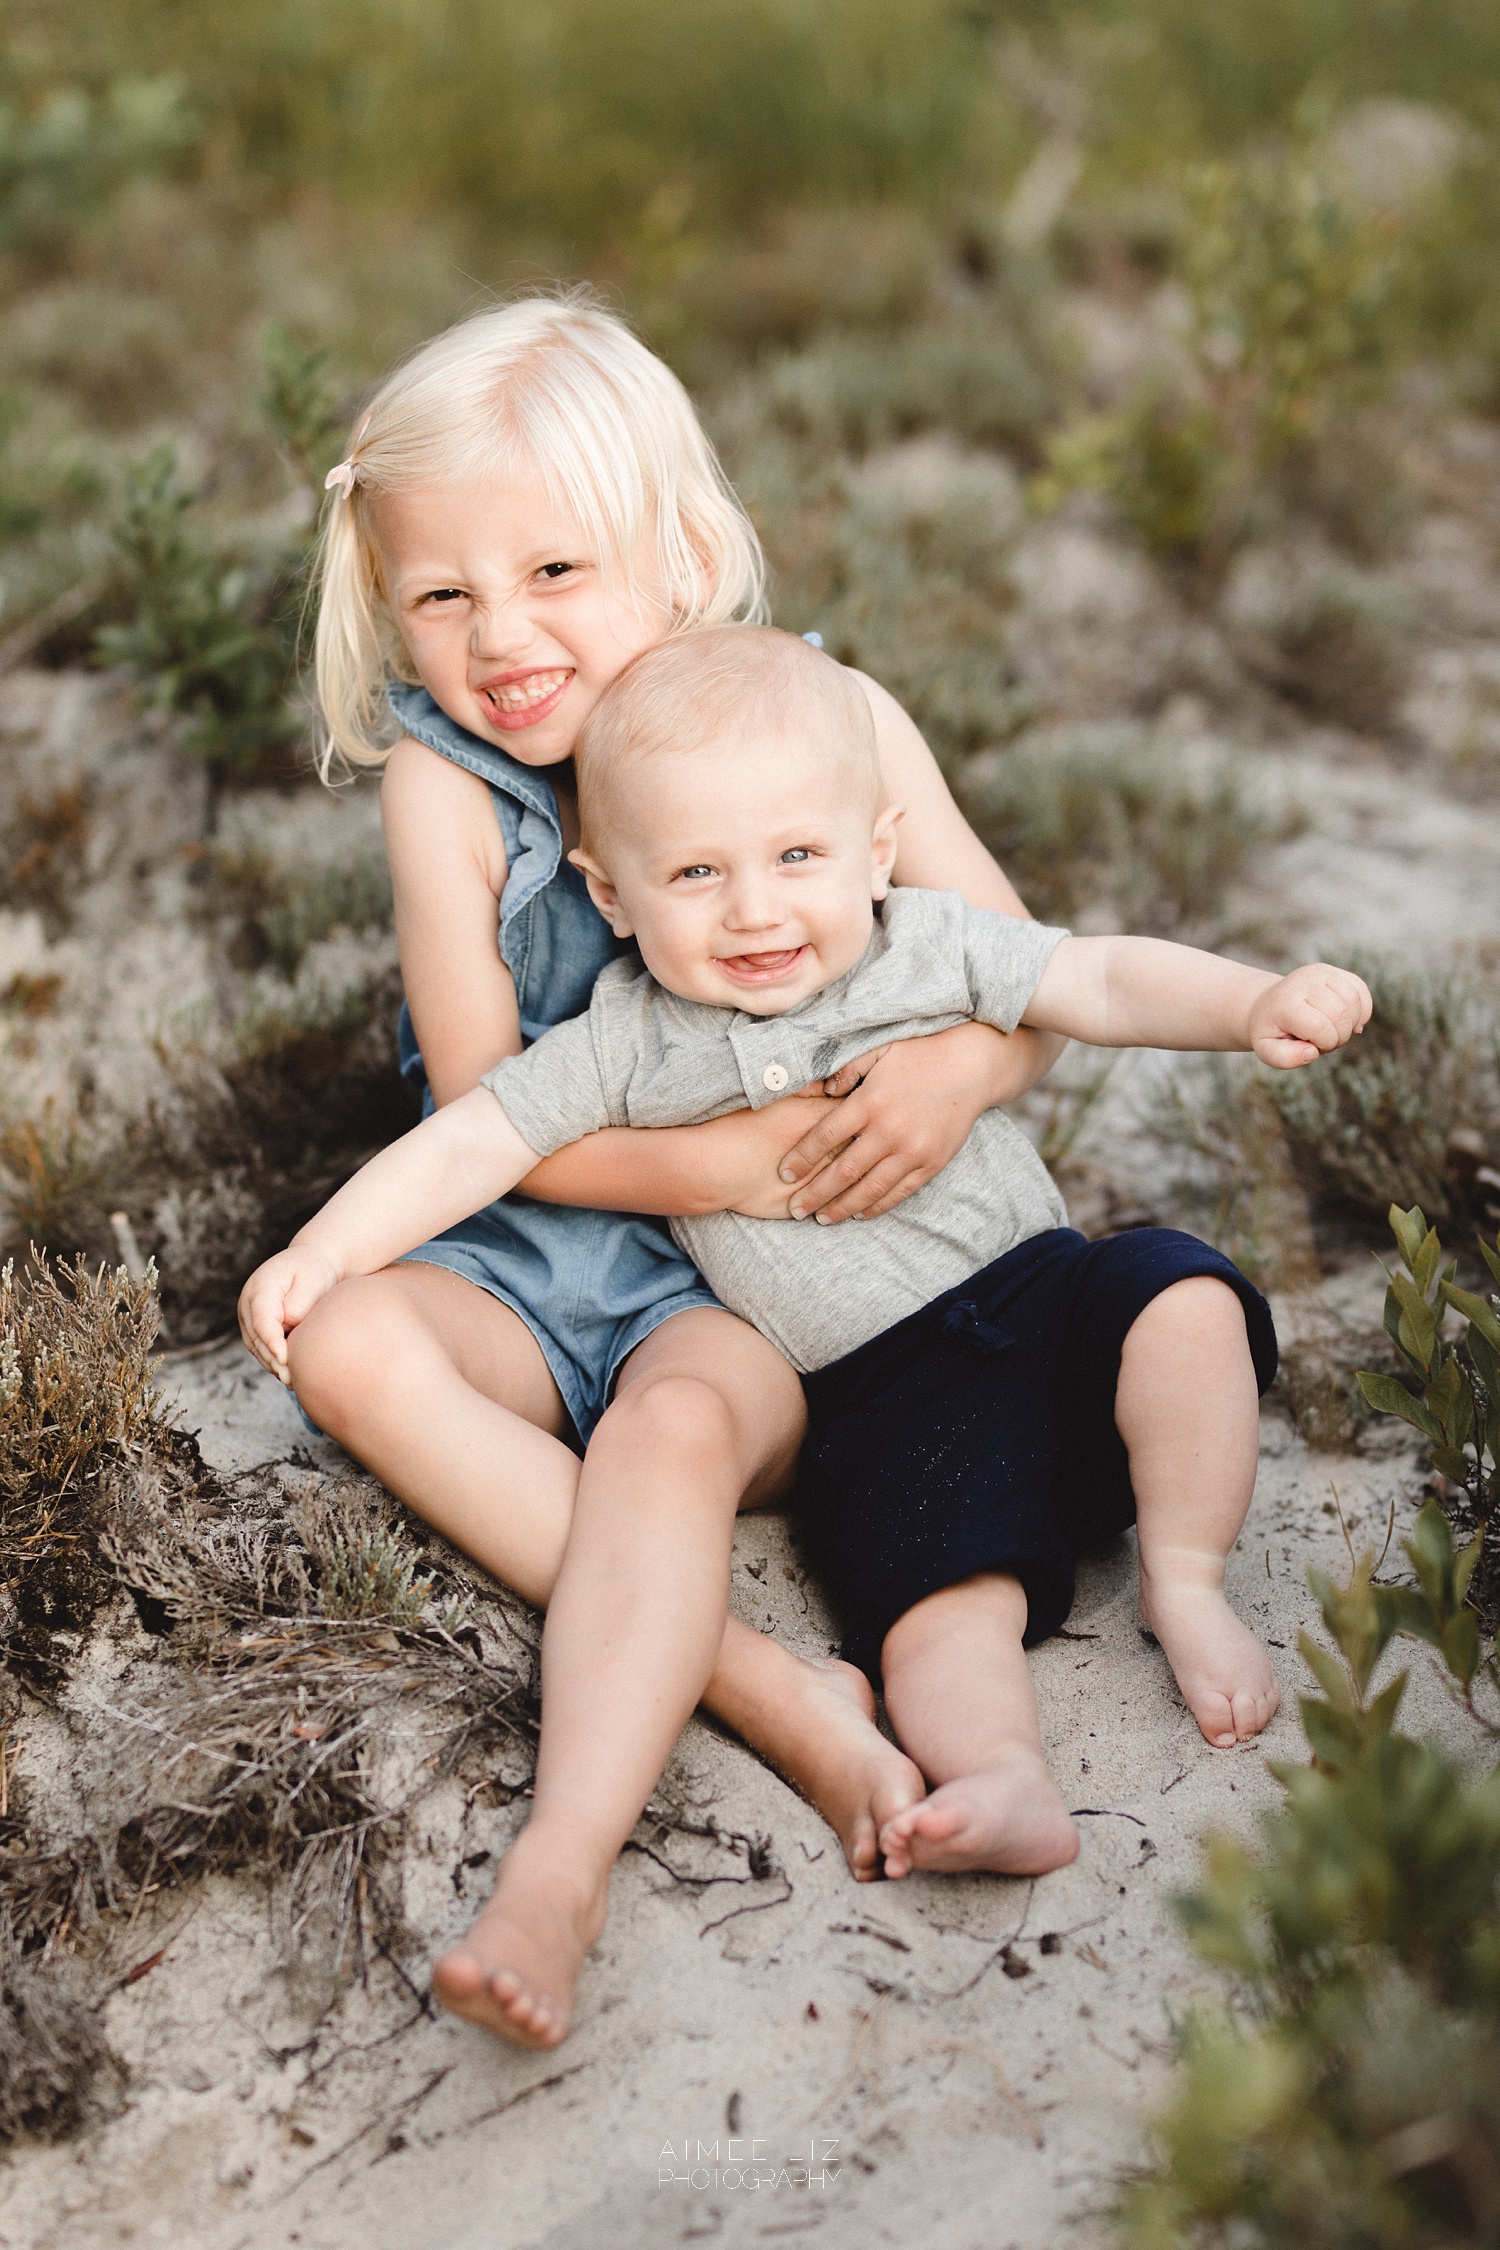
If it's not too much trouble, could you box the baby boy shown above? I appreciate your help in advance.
[244,626,1369,1900]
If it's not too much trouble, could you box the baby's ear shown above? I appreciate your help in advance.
[568,847,635,938]
[870,803,904,901]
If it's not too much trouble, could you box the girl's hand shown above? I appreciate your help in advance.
[779,1020,1056,1224]
[1249,964,1372,1069]
[238,1244,341,1385]
[715,1095,844,1218]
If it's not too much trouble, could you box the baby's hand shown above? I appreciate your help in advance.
[237,1243,341,1385]
[1248,963,1372,1069]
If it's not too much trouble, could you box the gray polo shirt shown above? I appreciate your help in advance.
[484,887,1070,1373]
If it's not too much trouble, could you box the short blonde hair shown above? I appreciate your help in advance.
[576,625,878,849]
[312,290,767,776]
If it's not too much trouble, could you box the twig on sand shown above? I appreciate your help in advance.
[700,1875,794,1937]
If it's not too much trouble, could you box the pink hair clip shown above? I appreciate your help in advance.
[324,416,370,498]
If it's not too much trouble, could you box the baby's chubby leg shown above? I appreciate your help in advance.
[877,1574,1078,1880]
[432,1310,922,2047]
[1120,1276,1279,1748]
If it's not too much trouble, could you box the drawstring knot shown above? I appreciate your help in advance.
[937,1299,1010,1355]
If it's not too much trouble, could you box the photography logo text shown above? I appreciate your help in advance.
[659,2138,841,2192]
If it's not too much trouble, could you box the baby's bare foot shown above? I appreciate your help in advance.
[1139,1568,1280,1748]
[877,1746,1079,1880]
[747,1655,926,1881]
[431,1839,606,2049]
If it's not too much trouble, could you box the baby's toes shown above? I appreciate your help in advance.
[847,1811,880,1882]
[1230,1681,1280,1740]
[1191,1690,1238,1748]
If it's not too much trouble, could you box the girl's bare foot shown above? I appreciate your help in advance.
[1138,1564,1280,1748]
[431,1837,607,2049]
[877,1745,1079,1879]
[743,1654,926,1880]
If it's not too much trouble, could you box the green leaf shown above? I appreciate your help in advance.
[1432,1445,1473,1482]
[1454,1530,1484,1608]
[1376,1584,1441,1647]
[1404,1502,1458,1607]
[1442,1606,1481,1686]
[1393,1271,1441,1368]
[1356,1370,1443,1441]
[1301,1696,1365,1769]
[1468,1325,1500,1401]
[1366,1669,1409,1734]
[1411,1227,1444,1296]
[1428,1355,1471,1444]
[1389,1203,1429,1271]
[1479,1234,1500,1292]
[1297,1633,1350,1705]
[1442,1283,1500,1355]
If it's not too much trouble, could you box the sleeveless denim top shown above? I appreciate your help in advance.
[388,682,630,1071]
[385,683,720,1440]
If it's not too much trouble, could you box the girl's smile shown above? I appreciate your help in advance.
[476,665,573,730]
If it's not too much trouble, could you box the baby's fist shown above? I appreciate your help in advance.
[1249,963,1372,1069]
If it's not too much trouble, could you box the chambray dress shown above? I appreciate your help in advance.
[387,684,722,1441]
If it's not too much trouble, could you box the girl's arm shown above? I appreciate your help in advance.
[382,736,521,1106]
[240,1089,538,1380]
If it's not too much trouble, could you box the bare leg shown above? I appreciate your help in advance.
[431,1311,842,2045]
[876,1575,1078,1878]
[290,1280,921,1874]
[1119,1276,1280,1747]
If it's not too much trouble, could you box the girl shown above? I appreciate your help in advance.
[285,294,1060,2043]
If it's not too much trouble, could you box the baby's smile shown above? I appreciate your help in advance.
[714,944,810,988]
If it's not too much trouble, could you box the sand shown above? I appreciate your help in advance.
[0,1332,1463,2250]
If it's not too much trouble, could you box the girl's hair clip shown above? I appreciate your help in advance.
[325,460,357,495]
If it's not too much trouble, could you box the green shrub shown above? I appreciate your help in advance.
[1041,134,1406,569]
[1118,1503,1500,2249]
[1357,1204,1500,1632]
[0,67,199,263]
[958,723,1300,933]
[93,327,343,776]
[1266,955,1500,1227]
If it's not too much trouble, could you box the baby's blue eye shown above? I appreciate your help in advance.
[780,847,812,864]
[679,865,714,881]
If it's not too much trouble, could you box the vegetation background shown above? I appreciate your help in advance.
[3,3,1500,2242]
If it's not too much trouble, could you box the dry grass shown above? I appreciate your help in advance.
[0,1251,175,1683]
[0,1927,124,2147]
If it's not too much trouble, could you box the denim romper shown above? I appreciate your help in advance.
[387,683,722,1441]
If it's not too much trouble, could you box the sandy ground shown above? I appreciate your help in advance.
[0,1337,1461,2250]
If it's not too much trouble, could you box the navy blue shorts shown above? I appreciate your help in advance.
[795,1228,1277,1683]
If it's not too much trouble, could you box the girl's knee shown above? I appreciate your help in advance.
[604,1372,740,1470]
[287,1277,417,1422]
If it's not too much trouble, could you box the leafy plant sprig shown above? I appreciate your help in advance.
[1357,1202,1500,1629]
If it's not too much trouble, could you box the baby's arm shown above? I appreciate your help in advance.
[1024,938,1372,1064]
[239,1089,539,1382]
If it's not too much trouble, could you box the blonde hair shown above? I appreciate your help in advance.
[576,625,878,850]
[312,290,767,777]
